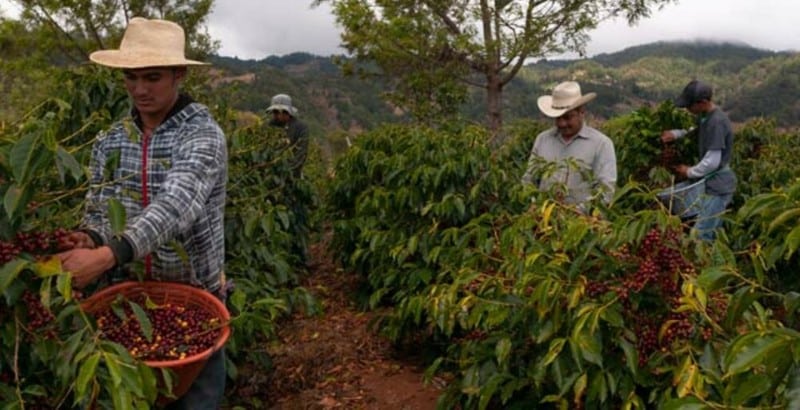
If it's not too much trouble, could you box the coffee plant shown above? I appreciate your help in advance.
[602,101,695,188]
[326,118,800,409]
[223,121,319,381]
[327,124,533,311]
[0,71,165,408]
[1,65,318,408]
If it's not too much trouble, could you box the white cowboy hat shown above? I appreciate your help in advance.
[537,81,596,118]
[89,17,208,69]
[266,94,299,116]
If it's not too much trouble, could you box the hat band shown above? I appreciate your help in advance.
[552,104,573,109]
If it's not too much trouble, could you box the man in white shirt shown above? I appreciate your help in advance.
[522,81,617,212]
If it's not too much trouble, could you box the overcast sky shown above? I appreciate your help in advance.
[206,0,799,60]
[1,0,797,60]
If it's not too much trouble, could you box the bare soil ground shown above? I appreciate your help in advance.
[227,237,443,410]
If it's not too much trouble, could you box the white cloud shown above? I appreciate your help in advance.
[207,0,344,59]
[580,0,799,57]
[3,0,797,59]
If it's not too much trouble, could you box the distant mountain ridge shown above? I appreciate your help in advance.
[210,41,800,133]
[591,40,780,67]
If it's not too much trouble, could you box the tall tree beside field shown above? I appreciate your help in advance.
[8,0,216,63]
[0,0,217,122]
[316,0,676,133]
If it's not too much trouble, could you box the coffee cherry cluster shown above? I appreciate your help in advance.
[0,229,69,264]
[660,312,693,347]
[95,297,221,361]
[601,228,724,367]
[585,280,609,298]
[22,290,55,333]
[661,143,677,167]
[635,320,659,367]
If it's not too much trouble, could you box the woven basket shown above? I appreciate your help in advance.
[81,281,230,400]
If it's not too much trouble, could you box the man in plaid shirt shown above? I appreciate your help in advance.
[56,18,228,409]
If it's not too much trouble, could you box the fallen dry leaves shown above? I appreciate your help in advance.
[227,233,442,410]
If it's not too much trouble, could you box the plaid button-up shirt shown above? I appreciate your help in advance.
[82,101,227,293]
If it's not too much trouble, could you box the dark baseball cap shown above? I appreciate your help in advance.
[675,80,713,108]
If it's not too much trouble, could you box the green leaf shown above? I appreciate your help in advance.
[724,332,790,375]
[3,183,22,220]
[105,353,123,387]
[0,259,28,294]
[128,301,153,342]
[111,298,127,322]
[696,266,732,292]
[730,373,771,406]
[39,276,52,309]
[64,327,89,365]
[76,352,101,398]
[9,133,37,182]
[108,198,126,235]
[110,384,132,410]
[588,369,608,404]
[542,338,567,367]
[478,373,505,410]
[56,146,84,182]
[139,363,158,402]
[57,272,72,302]
[785,292,800,316]
[144,296,158,310]
[573,372,588,404]
[118,359,145,398]
[600,306,623,327]
[572,328,603,367]
[103,149,121,181]
[495,338,512,367]
[160,368,176,398]
[766,207,800,234]
[618,338,639,376]
[230,289,246,313]
[407,235,419,254]
[786,366,800,410]
[661,396,708,410]
[785,225,800,259]
[725,287,762,329]
[698,342,721,379]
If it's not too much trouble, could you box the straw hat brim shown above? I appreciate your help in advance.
[537,93,596,118]
[89,50,208,69]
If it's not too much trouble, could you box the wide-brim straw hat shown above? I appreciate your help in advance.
[537,81,596,118]
[89,17,208,69]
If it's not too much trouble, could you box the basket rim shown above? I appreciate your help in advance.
[656,179,705,199]
[81,280,231,368]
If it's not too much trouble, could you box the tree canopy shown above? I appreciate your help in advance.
[0,0,217,122]
[317,0,677,133]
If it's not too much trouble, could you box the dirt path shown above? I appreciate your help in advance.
[229,237,443,409]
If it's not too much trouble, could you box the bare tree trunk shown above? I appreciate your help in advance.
[486,71,503,140]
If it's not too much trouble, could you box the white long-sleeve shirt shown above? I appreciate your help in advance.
[668,129,721,178]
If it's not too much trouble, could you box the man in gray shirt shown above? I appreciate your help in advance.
[661,80,736,241]
[522,81,617,212]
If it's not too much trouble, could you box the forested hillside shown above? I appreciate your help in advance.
[209,41,800,133]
